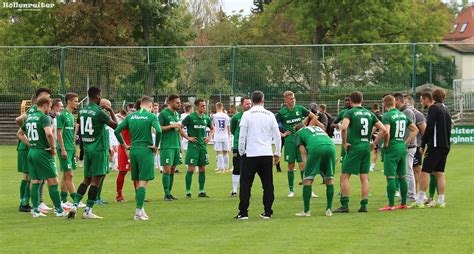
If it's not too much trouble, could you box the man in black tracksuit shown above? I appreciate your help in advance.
[413,89,451,208]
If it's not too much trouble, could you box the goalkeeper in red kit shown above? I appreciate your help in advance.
[115,129,137,202]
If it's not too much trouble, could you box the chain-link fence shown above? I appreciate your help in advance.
[0,43,472,115]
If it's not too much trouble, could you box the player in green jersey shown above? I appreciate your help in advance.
[335,91,386,213]
[17,97,67,218]
[68,87,118,219]
[230,97,252,197]
[115,96,161,220]
[378,95,418,211]
[181,99,214,198]
[293,124,336,217]
[275,91,321,198]
[158,94,182,201]
[16,88,51,213]
[57,93,79,209]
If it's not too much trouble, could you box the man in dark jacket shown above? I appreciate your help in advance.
[412,89,451,209]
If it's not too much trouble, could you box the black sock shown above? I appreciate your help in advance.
[77,183,88,196]
[88,185,98,201]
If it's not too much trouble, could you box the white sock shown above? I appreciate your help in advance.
[224,154,229,169]
[156,155,161,168]
[438,194,445,204]
[135,208,141,215]
[217,154,224,170]
[232,174,240,193]
[114,152,118,168]
[370,163,375,170]
[417,191,426,204]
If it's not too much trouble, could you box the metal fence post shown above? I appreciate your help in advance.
[60,47,65,98]
[412,43,417,96]
[231,46,237,105]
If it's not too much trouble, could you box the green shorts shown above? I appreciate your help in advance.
[341,145,371,175]
[28,149,58,180]
[304,144,336,180]
[58,149,76,172]
[17,149,29,173]
[383,145,406,177]
[185,146,209,167]
[84,150,108,177]
[284,141,302,163]
[130,147,155,181]
[160,148,182,166]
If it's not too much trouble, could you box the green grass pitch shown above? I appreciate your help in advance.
[0,145,472,253]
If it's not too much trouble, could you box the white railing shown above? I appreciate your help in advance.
[453,79,474,112]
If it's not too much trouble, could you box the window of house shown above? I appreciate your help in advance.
[460,22,468,33]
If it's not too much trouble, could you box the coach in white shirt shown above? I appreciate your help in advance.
[235,91,281,220]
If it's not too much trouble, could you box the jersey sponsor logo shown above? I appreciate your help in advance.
[79,109,97,116]
[82,137,96,142]
[286,118,301,124]
[354,111,371,117]
[193,125,207,129]
[130,115,148,120]
[250,110,271,115]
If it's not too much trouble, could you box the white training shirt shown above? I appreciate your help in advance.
[238,105,281,157]
[212,112,230,142]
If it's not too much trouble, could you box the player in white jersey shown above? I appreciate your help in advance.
[212,102,231,173]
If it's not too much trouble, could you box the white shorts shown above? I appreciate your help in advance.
[214,140,229,152]
[181,139,188,151]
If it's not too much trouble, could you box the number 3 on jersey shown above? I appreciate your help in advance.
[360,118,369,136]
[80,116,94,135]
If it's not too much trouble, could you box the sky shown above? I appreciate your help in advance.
[221,0,254,16]
[220,0,474,16]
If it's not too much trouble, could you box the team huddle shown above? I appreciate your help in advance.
[14,86,451,220]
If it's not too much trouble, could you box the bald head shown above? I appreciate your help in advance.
[100,98,111,108]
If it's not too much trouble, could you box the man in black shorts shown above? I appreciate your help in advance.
[413,89,451,209]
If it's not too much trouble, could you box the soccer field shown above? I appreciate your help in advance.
[0,145,472,253]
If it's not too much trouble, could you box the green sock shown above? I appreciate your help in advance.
[61,191,68,203]
[136,187,146,209]
[70,192,76,201]
[169,174,174,193]
[162,173,171,196]
[19,180,28,206]
[303,185,311,212]
[300,171,304,181]
[387,178,396,207]
[360,199,368,209]
[86,199,95,209]
[48,185,63,212]
[198,171,206,193]
[429,174,437,198]
[326,185,334,210]
[398,177,408,205]
[74,193,84,206]
[395,178,400,192]
[24,181,31,205]
[288,171,295,192]
[341,196,349,209]
[185,171,193,194]
[31,183,40,210]
[97,178,104,200]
